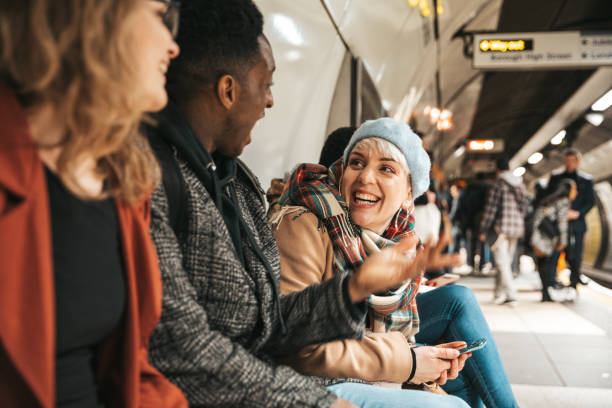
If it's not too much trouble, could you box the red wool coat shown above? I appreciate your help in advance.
[0,84,187,408]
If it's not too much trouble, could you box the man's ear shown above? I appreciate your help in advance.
[216,74,239,110]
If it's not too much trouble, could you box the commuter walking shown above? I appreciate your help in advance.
[480,159,528,305]
[531,179,577,302]
[546,148,595,300]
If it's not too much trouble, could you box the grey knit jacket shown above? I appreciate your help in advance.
[148,150,366,407]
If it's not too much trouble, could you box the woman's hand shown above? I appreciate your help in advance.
[434,341,471,384]
[348,234,461,303]
[347,235,424,302]
[410,346,460,384]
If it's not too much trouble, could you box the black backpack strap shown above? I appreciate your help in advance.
[236,158,265,207]
[148,131,188,236]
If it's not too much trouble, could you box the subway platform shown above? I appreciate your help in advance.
[457,263,612,408]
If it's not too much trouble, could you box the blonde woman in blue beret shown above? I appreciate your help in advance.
[273,118,518,407]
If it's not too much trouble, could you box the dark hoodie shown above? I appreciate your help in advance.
[145,102,291,334]
[147,102,246,265]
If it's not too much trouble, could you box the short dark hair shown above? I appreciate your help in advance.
[496,158,509,171]
[166,0,264,102]
[318,126,356,167]
[564,147,582,160]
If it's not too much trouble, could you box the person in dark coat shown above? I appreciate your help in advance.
[545,148,595,300]
[531,179,577,302]
[145,1,454,406]
[458,173,492,273]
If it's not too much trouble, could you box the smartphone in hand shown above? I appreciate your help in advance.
[458,338,487,354]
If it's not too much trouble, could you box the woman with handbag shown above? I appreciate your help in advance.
[0,1,187,407]
[272,118,518,408]
[531,179,577,302]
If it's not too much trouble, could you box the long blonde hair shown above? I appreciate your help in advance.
[0,0,159,202]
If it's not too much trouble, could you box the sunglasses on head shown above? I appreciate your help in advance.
[154,0,180,39]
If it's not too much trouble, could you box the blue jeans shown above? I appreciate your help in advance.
[328,382,469,408]
[415,285,519,408]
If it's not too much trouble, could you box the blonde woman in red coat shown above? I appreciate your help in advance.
[0,1,186,407]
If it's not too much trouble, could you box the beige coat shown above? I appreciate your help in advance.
[274,208,413,383]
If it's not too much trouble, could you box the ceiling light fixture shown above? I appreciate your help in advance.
[591,89,612,112]
[550,130,566,145]
[585,112,604,127]
[527,152,543,164]
[429,107,441,124]
[513,167,526,177]
[424,106,453,131]
[436,109,453,131]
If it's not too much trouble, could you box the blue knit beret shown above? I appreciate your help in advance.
[343,118,431,198]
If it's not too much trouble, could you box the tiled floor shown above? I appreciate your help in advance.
[459,270,612,408]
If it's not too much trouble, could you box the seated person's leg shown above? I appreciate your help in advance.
[415,285,518,408]
[328,382,470,408]
[440,370,484,408]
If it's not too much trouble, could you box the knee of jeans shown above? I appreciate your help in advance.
[441,284,477,305]
[440,285,479,316]
[442,394,471,408]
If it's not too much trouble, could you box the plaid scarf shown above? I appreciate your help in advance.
[278,160,421,339]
